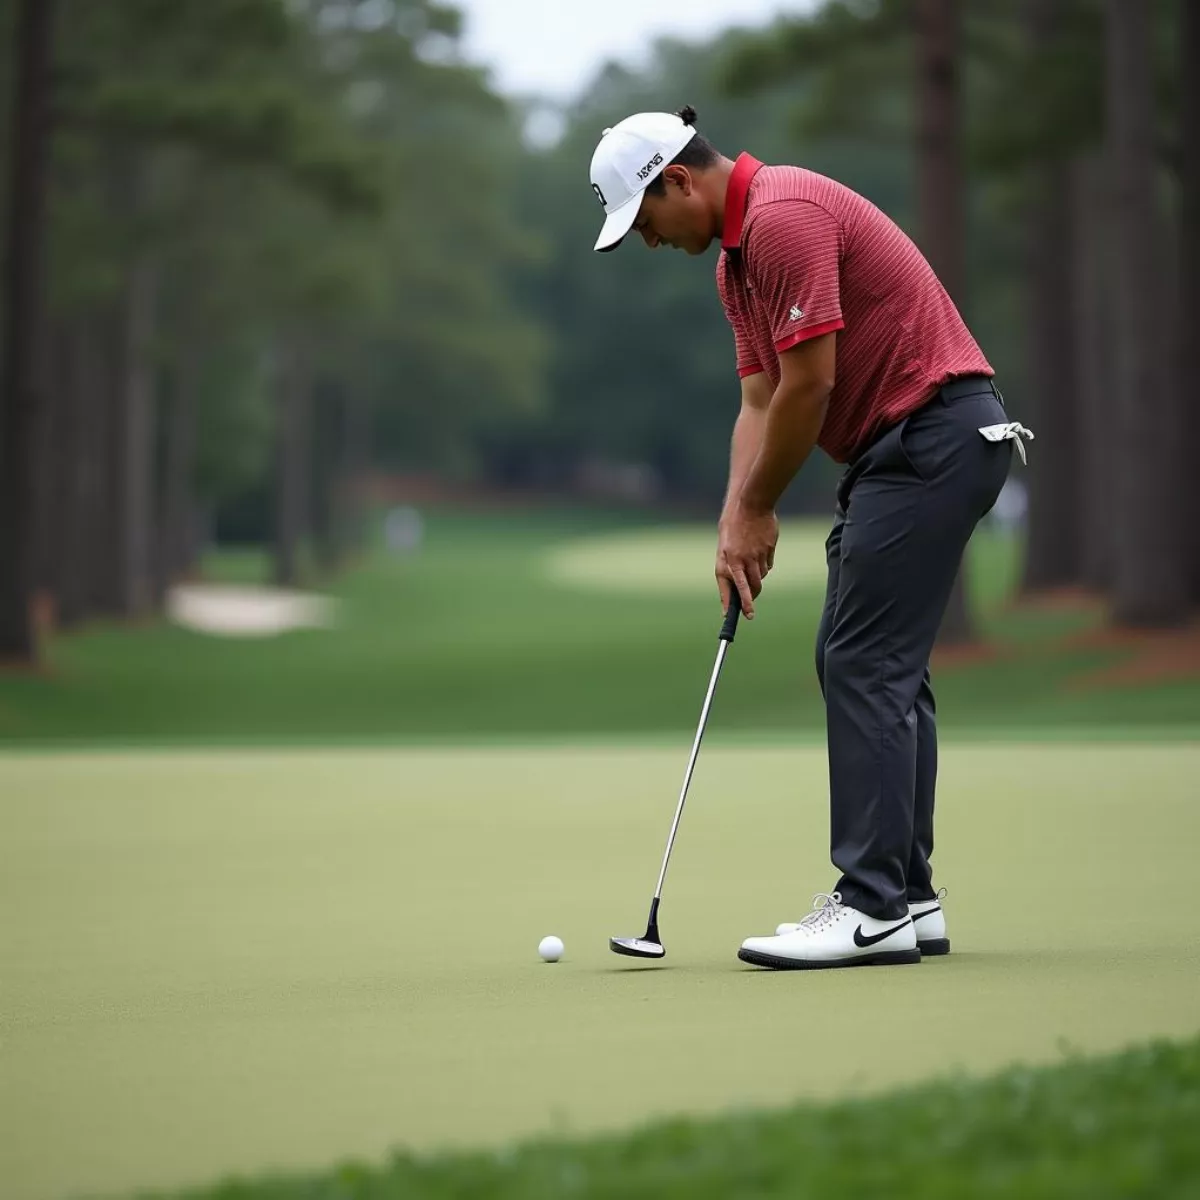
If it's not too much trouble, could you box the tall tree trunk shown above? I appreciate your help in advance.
[115,255,159,618]
[311,378,340,576]
[1071,154,1116,593]
[157,338,201,593]
[1020,0,1082,594]
[342,389,370,560]
[85,311,128,618]
[55,320,104,627]
[0,0,57,664]
[1105,0,1188,625]
[32,319,64,621]
[1021,159,1082,591]
[1182,0,1200,606]
[272,340,311,588]
[915,0,973,644]
[312,380,366,575]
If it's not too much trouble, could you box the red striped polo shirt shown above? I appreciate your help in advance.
[716,153,992,463]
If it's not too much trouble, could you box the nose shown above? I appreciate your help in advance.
[638,227,660,249]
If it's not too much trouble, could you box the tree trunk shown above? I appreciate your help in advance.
[1020,0,1082,594]
[311,378,340,576]
[1071,154,1116,594]
[55,320,104,627]
[272,340,311,588]
[82,311,127,619]
[32,319,64,616]
[157,339,201,593]
[115,255,159,618]
[0,0,57,665]
[1020,157,1082,592]
[1182,0,1200,605]
[915,0,973,644]
[342,389,370,560]
[1105,0,1189,625]
[915,0,964,301]
[312,380,368,575]
[89,259,158,621]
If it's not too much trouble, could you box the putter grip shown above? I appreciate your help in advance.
[719,594,741,643]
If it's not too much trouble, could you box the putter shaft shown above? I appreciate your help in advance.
[612,598,740,959]
[653,636,731,899]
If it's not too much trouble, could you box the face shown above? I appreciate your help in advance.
[631,166,715,255]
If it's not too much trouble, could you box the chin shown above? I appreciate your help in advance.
[684,236,713,256]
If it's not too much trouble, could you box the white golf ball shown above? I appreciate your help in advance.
[538,935,564,963]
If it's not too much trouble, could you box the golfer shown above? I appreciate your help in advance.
[589,107,1031,970]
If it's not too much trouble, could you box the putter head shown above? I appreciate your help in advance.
[609,924,665,959]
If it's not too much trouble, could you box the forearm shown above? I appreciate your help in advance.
[722,403,769,514]
[739,382,829,512]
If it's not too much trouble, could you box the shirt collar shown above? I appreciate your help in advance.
[721,152,765,251]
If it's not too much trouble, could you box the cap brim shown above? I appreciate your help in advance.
[593,192,642,253]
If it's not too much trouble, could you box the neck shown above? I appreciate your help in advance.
[706,155,739,242]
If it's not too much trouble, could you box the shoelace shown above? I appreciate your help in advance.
[798,891,844,933]
[914,887,949,912]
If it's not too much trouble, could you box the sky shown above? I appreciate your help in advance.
[454,0,818,102]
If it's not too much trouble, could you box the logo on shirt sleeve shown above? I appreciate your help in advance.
[789,305,805,321]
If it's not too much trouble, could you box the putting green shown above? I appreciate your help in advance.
[2,743,1199,1200]
[543,520,830,594]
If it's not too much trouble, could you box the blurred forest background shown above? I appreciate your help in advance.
[1,0,1198,668]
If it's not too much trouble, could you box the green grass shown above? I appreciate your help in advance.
[128,1035,1200,1200]
[3,742,1198,1199]
[0,506,1196,745]
[5,510,1196,1199]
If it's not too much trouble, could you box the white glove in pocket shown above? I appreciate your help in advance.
[978,422,1035,465]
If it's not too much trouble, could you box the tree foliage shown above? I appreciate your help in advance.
[2,0,1197,662]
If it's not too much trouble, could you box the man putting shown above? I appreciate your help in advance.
[590,107,1030,971]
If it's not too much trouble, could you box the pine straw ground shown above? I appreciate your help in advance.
[933,588,1200,689]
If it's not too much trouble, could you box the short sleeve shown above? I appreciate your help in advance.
[728,306,762,378]
[744,201,844,354]
[716,252,763,378]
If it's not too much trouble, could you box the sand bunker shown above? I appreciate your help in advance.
[167,585,337,637]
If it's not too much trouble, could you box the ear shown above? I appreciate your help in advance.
[662,164,692,196]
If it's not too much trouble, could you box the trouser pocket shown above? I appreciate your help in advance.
[978,420,1035,464]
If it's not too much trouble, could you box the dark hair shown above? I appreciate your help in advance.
[644,105,720,196]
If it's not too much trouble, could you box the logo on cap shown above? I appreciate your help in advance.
[636,152,664,181]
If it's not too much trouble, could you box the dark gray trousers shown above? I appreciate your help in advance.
[814,377,1012,921]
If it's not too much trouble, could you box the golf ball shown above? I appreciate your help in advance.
[538,935,564,963]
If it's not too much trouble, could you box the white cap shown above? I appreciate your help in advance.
[589,112,697,252]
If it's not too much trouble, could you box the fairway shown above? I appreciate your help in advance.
[4,508,1199,745]
[2,743,1199,1200]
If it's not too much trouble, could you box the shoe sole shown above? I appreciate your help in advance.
[737,946,922,970]
[918,937,950,956]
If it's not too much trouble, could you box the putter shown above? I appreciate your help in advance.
[610,592,742,960]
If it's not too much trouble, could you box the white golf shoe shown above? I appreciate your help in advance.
[739,892,920,970]
[774,890,950,956]
[908,893,950,956]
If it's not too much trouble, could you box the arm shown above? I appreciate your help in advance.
[715,371,775,617]
[738,332,835,512]
[715,202,842,616]
[717,334,836,617]
[721,370,774,514]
